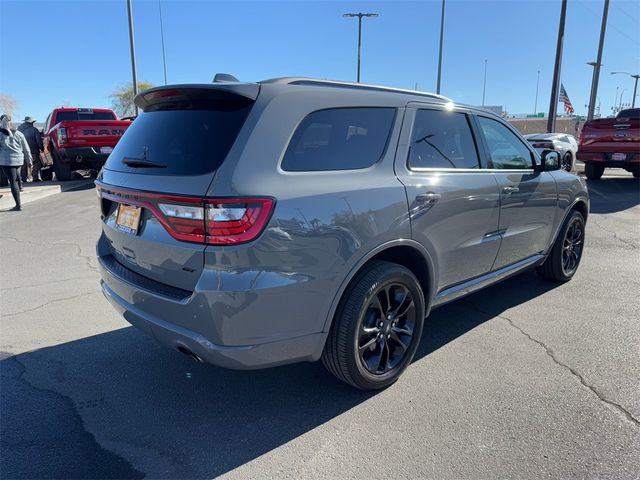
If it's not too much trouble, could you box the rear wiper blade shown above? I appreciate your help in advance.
[122,158,167,168]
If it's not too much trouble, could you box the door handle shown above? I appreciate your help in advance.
[502,186,519,194]
[415,192,441,204]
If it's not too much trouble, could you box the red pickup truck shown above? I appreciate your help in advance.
[41,108,132,181]
[578,108,640,179]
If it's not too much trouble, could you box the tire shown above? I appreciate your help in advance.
[321,260,425,390]
[52,150,72,181]
[584,162,604,180]
[536,210,586,282]
[562,152,573,172]
[40,168,53,181]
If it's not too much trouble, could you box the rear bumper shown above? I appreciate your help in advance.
[97,250,328,370]
[577,151,639,168]
[58,146,111,169]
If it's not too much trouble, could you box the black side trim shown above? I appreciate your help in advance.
[99,254,192,301]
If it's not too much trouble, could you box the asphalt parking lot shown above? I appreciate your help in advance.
[1,171,639,479]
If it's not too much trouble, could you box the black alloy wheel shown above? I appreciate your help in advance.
[357,282,417,375]
[561,217,584,276]
[537,210,586,282]
[322,260,425,390]
[562,152,573,172]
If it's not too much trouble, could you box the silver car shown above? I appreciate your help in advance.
[525,133,578,172]
[96,77,589,390]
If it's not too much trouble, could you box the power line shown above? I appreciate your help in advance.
[579,1,640,47]
[611,1,640,24]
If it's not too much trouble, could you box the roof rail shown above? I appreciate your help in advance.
[260,77,452,102]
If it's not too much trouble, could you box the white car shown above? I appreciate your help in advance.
[524,133,578,172]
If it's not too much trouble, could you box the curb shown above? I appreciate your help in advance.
[0,180,92,211]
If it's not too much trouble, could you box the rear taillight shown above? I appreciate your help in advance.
[58,127,68,145]
[205,199,274,244]
[100,187,274,245]
[532,142,554,149]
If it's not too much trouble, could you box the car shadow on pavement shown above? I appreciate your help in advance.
[586,176,640,214]
[1,271,559,479]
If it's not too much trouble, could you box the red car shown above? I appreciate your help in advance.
[41,108,132,181]
[578,108,640,179]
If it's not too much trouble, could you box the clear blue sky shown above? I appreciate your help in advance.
[1,0,639,122]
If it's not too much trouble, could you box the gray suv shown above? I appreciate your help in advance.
[96,77,589,389]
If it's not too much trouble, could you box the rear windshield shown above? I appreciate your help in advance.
[55,111,116,122]
[104,106,251,175]
[617,108,640,119]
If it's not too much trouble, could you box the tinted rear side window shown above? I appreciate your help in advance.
[408,109,479,169]
[55,111,116,122]
[282,108,395,171]
[104,107,251,175]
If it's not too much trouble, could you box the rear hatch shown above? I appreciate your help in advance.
[96,83,259,292]
[580,109,640,153]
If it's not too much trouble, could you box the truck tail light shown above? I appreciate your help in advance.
[59,127,68,145]
[99,186,274,245]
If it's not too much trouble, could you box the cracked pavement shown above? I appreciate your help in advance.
[1,174,639,479]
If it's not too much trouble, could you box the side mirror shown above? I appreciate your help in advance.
[540,149,560,171]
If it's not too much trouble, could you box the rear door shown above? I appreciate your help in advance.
[474,115,557,270]
[395,104,501,292]
[97,85,258,291]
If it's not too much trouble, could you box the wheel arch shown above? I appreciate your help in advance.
[322,239,436,333]
[545,196,589,255]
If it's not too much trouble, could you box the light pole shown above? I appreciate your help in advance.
[587,0,609,121]
[613,86,619,113]
[586,61,601,118]
[436,0,446,94]
[611,72,640,108]
[482,59,488,106]
[159,0,168,85]
[547,0,567,133]
[534,69,540,115]
[618,89,626,111]
[343,12,378,83]
[127,0,139,116]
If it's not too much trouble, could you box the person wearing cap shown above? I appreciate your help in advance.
[0,114,32,211]
[18,116,43,182]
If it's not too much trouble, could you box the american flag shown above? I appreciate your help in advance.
[559,84,575,115]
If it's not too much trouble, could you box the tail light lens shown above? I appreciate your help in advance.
[99,186,274,245]
[205,199,274,244]
[532,142,554,149]
[58,127,68,145]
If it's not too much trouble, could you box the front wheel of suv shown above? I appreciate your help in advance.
[536,210,585,282]
[322,261,425,390]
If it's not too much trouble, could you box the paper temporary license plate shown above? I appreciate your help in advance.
[100,146,114,154]
[612,153,626,161]
[115,204,141,235]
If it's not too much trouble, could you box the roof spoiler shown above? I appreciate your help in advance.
[134,83,260,111]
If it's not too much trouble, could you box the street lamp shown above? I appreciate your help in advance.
[611,71,640,108]
[127,0,138,116]
[534,69,540,115]
[343,12,378,83]
[482,59,488,106]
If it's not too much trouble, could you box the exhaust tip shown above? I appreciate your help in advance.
[177,346,203,363]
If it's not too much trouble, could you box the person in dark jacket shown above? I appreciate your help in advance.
[0,114,32,211]
[18,116,43,182]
